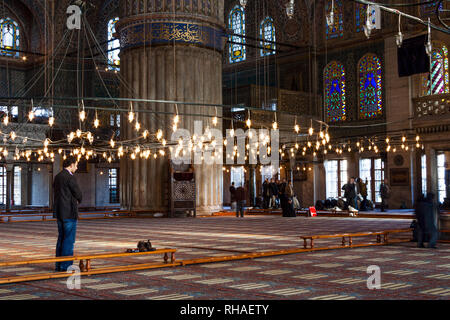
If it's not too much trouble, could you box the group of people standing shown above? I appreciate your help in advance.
[229,178,299,217]
[262,178,298,217]
[341,177,390,212]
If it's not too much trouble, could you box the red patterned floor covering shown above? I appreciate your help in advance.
[0,216,448,300]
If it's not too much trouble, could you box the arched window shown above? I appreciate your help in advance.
[0,18,20,58]
[107,17,120,70]
[228,5,246,63]
[325,0,343,39]
[358,53,383,119]
[324,61,346,122]
[421,42,449,96]
[260,17,275,57]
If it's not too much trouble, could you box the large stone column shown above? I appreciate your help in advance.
[117,0,224,214]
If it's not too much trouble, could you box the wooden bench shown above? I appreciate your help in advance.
[300,228,412,249]
[0,211,134,223]
[0,248,176,273]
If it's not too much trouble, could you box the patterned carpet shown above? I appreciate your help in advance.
[0,216,448,300]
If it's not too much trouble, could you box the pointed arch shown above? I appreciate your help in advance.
[324,61,346,122]
[0,17,20,58]
[260,16,275,57]
[228,4,246,63]
[421,42,449,96]
[358,53,383,119]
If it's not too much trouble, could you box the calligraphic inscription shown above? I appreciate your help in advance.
[120,22,224,51]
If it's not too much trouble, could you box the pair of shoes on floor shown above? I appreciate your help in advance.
[333,206,342,212]
[348,206,359,213]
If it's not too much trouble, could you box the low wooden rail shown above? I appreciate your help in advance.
[0,210,135,223]
[300,228,412,249]
[0,249,176,284]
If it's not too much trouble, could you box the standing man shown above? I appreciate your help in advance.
[415,193,438,249]
[229,182,236,211]
[235,185,246,218]
[269,178,278,209]
[262,179,270,209]
[342,177,357,211]
[53,156,82,272]
[380,178,390,212]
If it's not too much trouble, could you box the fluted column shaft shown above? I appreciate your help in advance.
[118,0,224,213]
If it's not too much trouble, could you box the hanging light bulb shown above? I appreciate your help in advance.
[135,121,141,131]
[79,109,86,122]
[3,115,8,126]
[363,5,374,39]
[308,127,314,135]
[28,110,35,121]
[49,116,55,127]
[128,110,135,122]
[425,18,432,56]
[246,118,251,128]
[402,136,406,143]
[143,130,149,139]
[396,13,403,48]
[272,121,278,130]
[230,128,235,137]
[76,129,82,138]
[286,0,295,19]
[110,139,115,148]
[326,0,335,27]
[212,116,218,126]
[294,124,300,133]
[94,117,99,128]
[156,129,163,140]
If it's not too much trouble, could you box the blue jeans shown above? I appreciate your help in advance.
[55,219,77,271]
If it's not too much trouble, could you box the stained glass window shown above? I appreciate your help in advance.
[260,17,275,57]
[358,53,382,119]
[108,17,120,70]
[421,43,449,96]
[325,0,343,39]
[0,18,20,58]
[324,61,346,122]
[229,5,246,63]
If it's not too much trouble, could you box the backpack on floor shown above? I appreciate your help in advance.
[137,239,156,252]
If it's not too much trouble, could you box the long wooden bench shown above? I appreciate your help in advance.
[0,248,177,284]
[300,228,412,249]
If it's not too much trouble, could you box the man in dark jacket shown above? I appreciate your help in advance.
[235,186,246,217]
[269,178,278,208]
[342,178,357,210]
[380,178,390,212]
[53,156,82,272]
[415,192,438,249]
[262,179,270,209]
[229,182,236,210]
